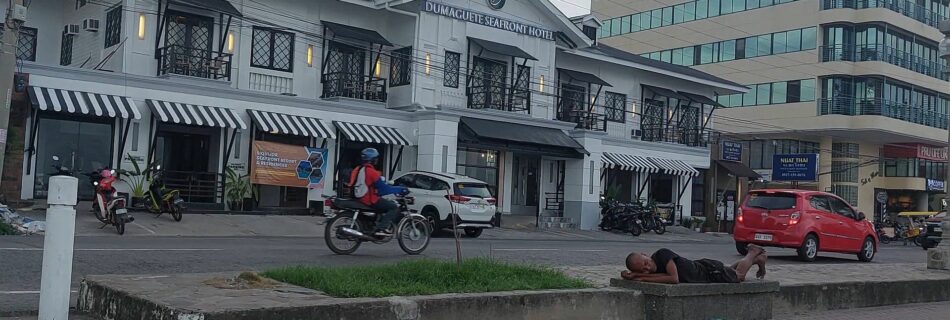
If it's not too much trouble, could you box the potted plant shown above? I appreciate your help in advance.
[119,154,150,208]
[225,167,257,211]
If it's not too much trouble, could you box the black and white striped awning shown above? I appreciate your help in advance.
[146,99,247,129]
[248,110,336,139]
[334,121,410,145]
[603,153,659,173]
[29,86,141,119]
[648,157,700,176]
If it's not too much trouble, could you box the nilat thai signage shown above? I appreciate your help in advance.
[422,0,556,41]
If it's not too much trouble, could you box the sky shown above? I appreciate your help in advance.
[550,0,592,18]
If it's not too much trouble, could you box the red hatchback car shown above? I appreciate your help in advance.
[733,190,879,262]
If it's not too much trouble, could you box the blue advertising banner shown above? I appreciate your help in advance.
[927,179,945,192]
[771,154,819,181]
[721,141,742,162]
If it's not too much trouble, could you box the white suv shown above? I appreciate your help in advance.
[393,171,496,238]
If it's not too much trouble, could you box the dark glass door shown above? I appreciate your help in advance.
[155,128,214,202]
[165,11,214,77]
[33,117,113,199]
[470,57,507,110]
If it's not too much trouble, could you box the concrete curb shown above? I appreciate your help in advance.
[774,277,950,316]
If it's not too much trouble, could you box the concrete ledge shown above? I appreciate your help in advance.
[611,278,779,320]
[774,277,950,317]
[78,273,645,320]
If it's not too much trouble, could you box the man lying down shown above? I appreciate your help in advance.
[621,245,767,284]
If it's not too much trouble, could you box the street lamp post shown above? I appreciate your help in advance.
[927,20,950,270]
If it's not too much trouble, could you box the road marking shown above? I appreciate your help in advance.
[0,248,223,252]
[491,248,560,251]
[491,248,607,252]
[133,222,157,234]
[566,249,608,252]
[0,290,78,294]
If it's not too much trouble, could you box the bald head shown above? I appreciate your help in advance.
[626,252,656,274]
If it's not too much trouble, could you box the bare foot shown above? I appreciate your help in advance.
[748,244,766,256]
[755,253,767,279]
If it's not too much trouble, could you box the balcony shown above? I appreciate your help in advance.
[820,44,950,81]
[821,0,949,28]
[466,83,531,113]
[321,72,388,103]
[818,97,949,129]
[157,45,233,81]
[641,127,716,147]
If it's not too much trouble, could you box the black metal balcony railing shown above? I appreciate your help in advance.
[466,83,531,113]
[558,109,608,131]
[820,44,950,81]
[641,127,716,147]
[821,0,949,28]
[819,97,949,129]
[157,45,233,81]
[321,71,388,103]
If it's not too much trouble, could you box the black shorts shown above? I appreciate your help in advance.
[695,259,740,283]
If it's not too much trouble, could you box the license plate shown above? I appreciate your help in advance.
[116,208,128,215]
[470,204,486,210]
[173,198,185,205]
[754,233,773,241]
[936,227,943,233]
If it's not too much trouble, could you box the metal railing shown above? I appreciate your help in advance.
[466,83,531,113]
[639,127,717,147]
[157,45,233,81]
[163,170,225,203]
[821,0,949,28]
[321,71,388,102]
[818,97,949,129]
[544,191,564,214]
[820,44,950,80]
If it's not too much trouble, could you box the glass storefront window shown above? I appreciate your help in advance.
[33,116,114,199]
[457,148,500,196]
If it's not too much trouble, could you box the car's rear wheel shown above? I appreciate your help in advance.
[464,228,483,238]
[422,207,440,233]
[735,242,749,255]
[858,236,875,262]
[798,234,819,262]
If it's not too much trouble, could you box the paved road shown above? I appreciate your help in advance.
[0,230,930,315]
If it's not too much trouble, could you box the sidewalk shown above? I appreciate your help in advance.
[559,263,950,288]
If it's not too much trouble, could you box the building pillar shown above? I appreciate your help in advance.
[563,133,602,230]
[414,114,458,174]
[819,136,834,192]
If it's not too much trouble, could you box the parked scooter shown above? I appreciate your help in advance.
[142,165,184,221]
[49,156,72,176]
[86,168,133,235]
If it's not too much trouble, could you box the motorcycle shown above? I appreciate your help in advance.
[324,193,431,255]
[142,165,184,221]
[86,168,133,235]
[638,204,667,235]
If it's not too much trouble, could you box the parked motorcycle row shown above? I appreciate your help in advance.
[49,156,184,235]
[598,199,667,236]
[875,214,927,248]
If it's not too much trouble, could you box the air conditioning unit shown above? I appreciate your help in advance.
[82,19,100,32]
[631,129,642,138]
[63,24,80,36]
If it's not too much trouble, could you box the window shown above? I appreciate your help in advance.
[684,2,696,21]
[772,31,787,54]
[756,83,771,105]
[650,9,662,28]
[786,29,802,52]
[662,7,673,26]
[696,0,709,19]
[743,87,756,106]
[747,0,761,9]
[745,36,758,58]
[390,46,412,87]
[604,92,626,123]
[75,0,87,9]
[131,122,140,151]
[709,0,722,16]
[60,32,73,66]
[104,5,122,48]
[800,79,816,101]
[832,160,858,182]
[771,81,787,104]
[631,13,642,32]
[827,194,857,216]
[610,17,621,35]
[802,27,817,50]
[251,27,295,72]
[810,196,832,212]
[700,44,715,64]
[787,80,802,102]
[746,191,797,210]
[394,174,418,188]
[674,4,686,24]
[443,51,460,88]
[16,27,37,61]
[757,34,771,56]
[620,16,631,34]
[720,40,736,61]
[721,0,734,14]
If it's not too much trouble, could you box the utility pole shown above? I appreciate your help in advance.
[928,20,950,270]
[0,0,26,182]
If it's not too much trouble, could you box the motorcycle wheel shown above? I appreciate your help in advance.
[92,201,108,223]
[171,205,183,222]
[654,219,666,235]
[397,216,431,255]
[114,214,125,235]
[628,222,642,237]
[324,215,362,255]
[914,236,923,247]
[878,231,890,244]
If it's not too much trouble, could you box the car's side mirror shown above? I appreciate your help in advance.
[856,212,866,221]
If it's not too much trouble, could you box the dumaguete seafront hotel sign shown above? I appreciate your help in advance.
[422,0,556,41]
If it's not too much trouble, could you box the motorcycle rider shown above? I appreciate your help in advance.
[349,148,408,237]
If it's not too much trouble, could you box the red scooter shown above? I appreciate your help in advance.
[87,168,133,235]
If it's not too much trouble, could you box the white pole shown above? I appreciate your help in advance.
[38,175,78,320]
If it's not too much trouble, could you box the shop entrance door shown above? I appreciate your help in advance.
[155,127,216,203]
[512,154,540,215]
[33,116,113,200]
